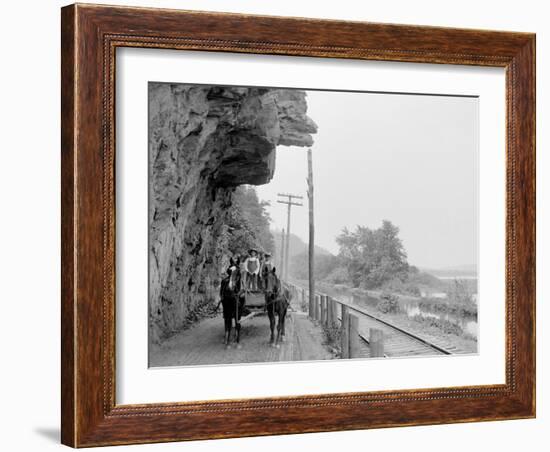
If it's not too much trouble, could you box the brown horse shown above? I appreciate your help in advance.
[219,267,244,348]
[263,268,290,347]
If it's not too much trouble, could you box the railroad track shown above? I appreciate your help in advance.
[285,282,452,358]
[346,305,452,358]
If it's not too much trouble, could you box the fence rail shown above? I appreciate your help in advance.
[283,281,452,359]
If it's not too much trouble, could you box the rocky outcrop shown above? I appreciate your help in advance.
[149,83,317,343]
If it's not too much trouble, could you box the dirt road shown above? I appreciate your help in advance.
[150,308,335,367]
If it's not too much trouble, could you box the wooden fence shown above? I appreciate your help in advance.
[284,282,385,359]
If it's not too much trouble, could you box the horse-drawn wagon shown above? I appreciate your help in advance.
[219,266,291,348]
[243,290,265,310]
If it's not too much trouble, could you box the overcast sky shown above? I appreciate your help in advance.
[256,89,478,270]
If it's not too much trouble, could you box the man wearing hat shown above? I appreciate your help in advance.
[261,252,275,293]
[244,249,261,291]
[261,252,274,276]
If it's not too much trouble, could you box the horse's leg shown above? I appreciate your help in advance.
[276,322,283,346]
[235,321,242,348]
[223,317,228,345]
[268,303,275,345]
[235,301,242,349]
[278,310,285,343]
[275,304,284,346]
[224,316,232,348]
[220,301,226,344]
[281,304,288,338]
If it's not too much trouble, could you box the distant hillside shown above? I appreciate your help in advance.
[272,229,333,264]
[420,264,477,278]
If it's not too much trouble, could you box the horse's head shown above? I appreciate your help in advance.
[264,267,279,294]
[227,266,240,292]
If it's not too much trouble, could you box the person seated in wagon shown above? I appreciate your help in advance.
[243,248,261,291]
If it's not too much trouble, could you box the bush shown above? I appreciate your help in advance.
[411,314,464,336]
[323,324,341,348]
[382,277,421,297]
[377,292,400,314]
[419,297,477,317]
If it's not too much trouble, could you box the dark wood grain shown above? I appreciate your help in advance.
[60,5,76,447]
[61,3,536,447]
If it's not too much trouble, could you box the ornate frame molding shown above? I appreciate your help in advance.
[61,4,535,447]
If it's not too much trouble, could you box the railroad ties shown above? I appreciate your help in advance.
[354,313,448,358]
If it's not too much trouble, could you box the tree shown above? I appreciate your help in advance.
[324,266,350,285]
[289,251,342,282]
[446,279,474,305]
[224,186,274,257]
[336,220,409,289]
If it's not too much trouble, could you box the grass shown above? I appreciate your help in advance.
[418,297,477,317]
[322,323,342,356]
[410,314,477,340]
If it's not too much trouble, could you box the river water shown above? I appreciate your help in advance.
[320,284,478,339]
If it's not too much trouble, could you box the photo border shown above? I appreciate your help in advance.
[61,4,535,447]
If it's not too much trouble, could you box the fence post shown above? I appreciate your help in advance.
[340,305,349,359]
[369,328,385,358]
[349,314,361,358]
[315,295,321,321]
[313,295,317,320]
[320,295,327,325]
[328,297,337,327]
[326,297,333,326]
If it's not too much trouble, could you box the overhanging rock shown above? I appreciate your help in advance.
[148,83,317,342]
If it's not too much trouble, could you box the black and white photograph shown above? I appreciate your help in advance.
[148,82,479,367]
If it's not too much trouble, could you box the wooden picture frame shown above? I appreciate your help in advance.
[61,3,535,447]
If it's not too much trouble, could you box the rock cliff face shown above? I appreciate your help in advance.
[149,83,317,343]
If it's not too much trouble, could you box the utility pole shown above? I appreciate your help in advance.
[279,228,285,277]
[277,193,303,281]
[307,148,315,312]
